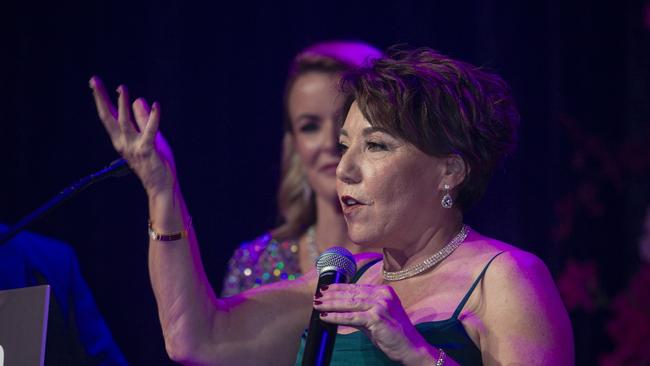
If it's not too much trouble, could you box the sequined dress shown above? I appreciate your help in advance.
[222,233,303,297]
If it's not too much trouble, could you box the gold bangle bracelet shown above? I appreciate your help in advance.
[148,218,192,241]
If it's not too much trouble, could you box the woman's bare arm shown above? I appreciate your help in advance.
[479,250,574,366]
[148,187,318,365]
[90,77,316,365]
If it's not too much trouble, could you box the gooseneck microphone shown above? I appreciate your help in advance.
[302,247,357,366]
[0,158,131,245]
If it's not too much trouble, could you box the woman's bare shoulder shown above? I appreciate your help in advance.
[462,232,557,305]
[467,233,574,364]
[470,238,573,365]
[465,232,548,277]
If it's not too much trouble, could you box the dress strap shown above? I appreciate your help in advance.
[452,251,505,319]
[351,258,382,283]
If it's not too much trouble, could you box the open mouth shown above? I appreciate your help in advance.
[340,195,365,207]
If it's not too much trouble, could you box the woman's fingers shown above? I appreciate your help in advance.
[142,102,160,146]
[314,287,379,328]
[313,284,400,327]
[314,284,424,363]
[116,85,138,135]
[89,76,119,137]
[90,77,165,167]
[88,76,176,195]
[132,98,151,132]
[314,284,376,311]
[318,311,369,327]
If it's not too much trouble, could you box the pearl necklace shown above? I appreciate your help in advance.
[383,225,470,281]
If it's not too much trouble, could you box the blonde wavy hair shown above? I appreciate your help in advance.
[271,41,382,241]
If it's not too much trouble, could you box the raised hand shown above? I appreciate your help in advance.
[89,76,176,197]
[314,284,444,365]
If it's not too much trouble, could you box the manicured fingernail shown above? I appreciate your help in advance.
[313,300,322,305]
[314,292,323,299]
[320,286,329,291]
[320,312,328,317]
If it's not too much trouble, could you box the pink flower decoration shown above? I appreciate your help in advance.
[557,259,599,312]
[600,265,650,365]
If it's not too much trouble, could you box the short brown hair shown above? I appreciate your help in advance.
[343,47,519,210]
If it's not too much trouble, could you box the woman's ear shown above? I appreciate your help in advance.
[439,154,469,190]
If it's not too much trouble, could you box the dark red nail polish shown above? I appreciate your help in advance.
[313,300,322,305]
[320,312,328,317]
[320,285,329,291]
[314,292,323,299]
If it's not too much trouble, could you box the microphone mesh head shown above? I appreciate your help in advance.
[315,247,357,280]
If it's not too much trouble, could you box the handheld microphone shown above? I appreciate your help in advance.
[302,247,357,366]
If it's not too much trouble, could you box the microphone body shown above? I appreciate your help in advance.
[302,248,356,366]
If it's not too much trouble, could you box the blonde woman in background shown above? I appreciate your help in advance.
[221,41,383,296]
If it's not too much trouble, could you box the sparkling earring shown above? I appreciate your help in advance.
[441,184,453,209]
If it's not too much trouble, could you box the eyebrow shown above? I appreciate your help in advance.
[339,126,390,137]
[295,113,320,121]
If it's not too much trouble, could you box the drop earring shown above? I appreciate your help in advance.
[441,184,453,209]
